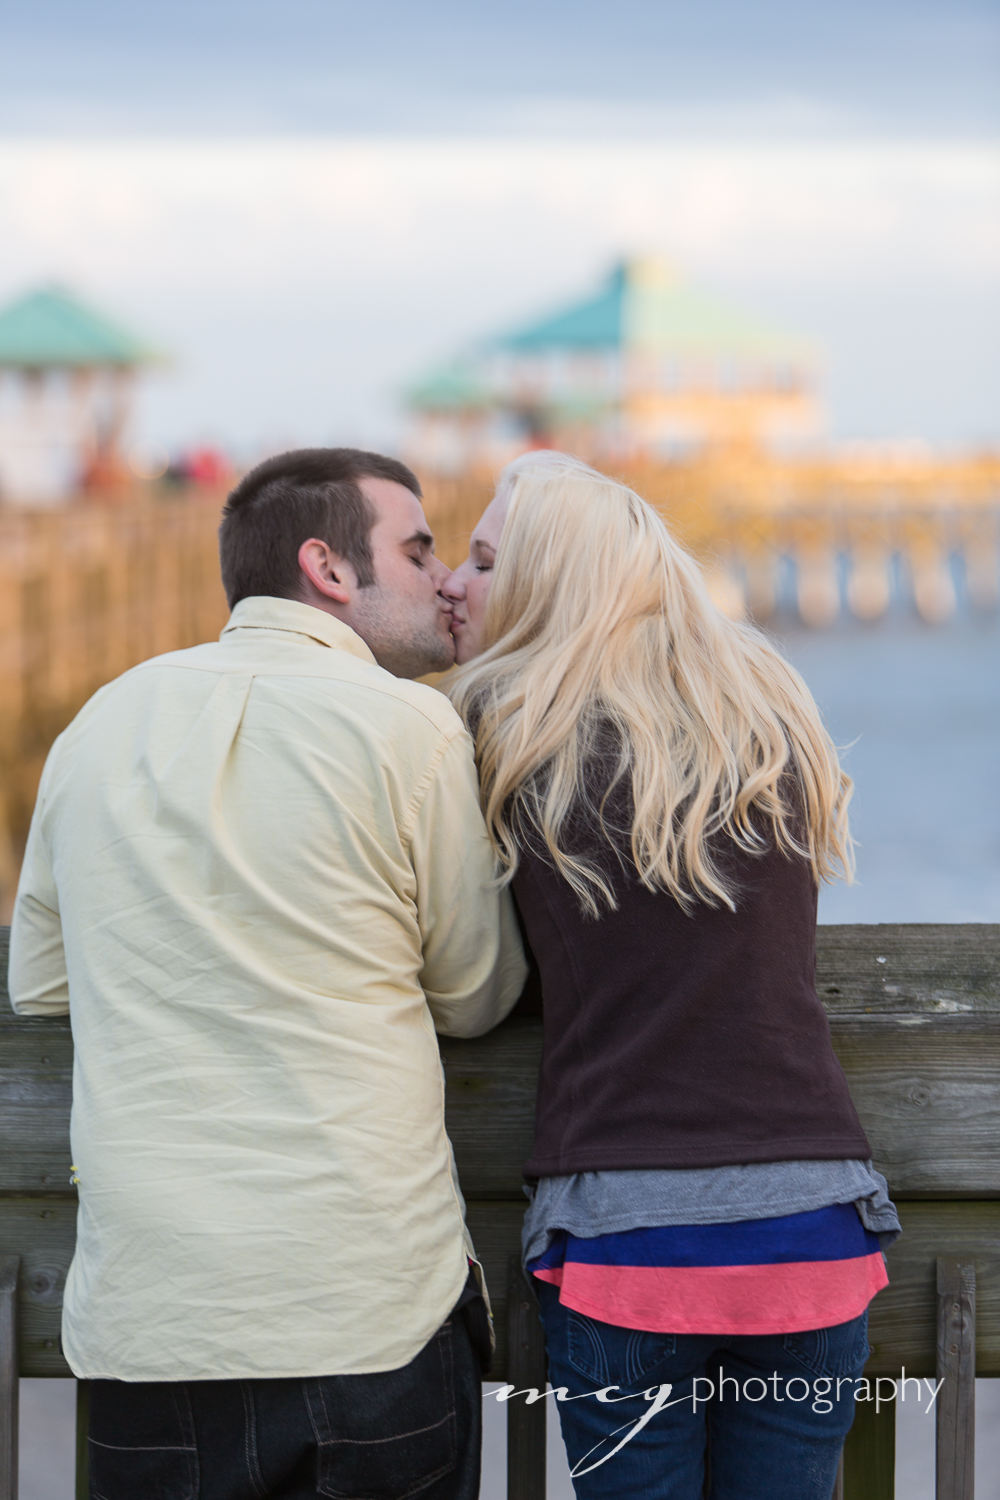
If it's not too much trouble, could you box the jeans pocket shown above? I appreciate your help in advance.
[88,1381,199,1500]
[565,1310,677,1389]
[784,1310,871,1380]
[305,1323,457,1500]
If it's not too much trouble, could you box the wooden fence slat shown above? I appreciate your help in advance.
[0,1256,19,1500]
[842,1400,895,1500]
[75,1382,89,1500]
[936,1258,975,1500]
[505,1257,546,1500]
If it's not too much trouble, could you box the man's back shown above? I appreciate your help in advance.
[10,596,526,1380]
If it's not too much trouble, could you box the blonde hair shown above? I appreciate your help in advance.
[448,453,854,915]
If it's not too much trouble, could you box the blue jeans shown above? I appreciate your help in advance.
[535,1281,869,1500]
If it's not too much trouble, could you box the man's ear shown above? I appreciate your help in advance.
[298,539,354,605]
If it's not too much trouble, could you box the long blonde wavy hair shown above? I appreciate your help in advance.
[447,452,854,915]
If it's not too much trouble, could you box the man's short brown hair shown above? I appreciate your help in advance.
[219,448,422,609]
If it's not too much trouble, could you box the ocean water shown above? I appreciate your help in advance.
[776,613,1000,926]
[19,614,1000,1498]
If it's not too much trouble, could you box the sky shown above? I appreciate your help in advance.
[0,0,998,457]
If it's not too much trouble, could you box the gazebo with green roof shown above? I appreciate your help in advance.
[0,285,157,503]
[406,258,822,472]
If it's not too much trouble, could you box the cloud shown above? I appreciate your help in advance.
[0,136,997,447]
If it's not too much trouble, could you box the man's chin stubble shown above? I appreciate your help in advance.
[372,628,455,679]
[352,588,455,679]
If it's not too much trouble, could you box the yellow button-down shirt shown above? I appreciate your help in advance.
[9,596,526,1380]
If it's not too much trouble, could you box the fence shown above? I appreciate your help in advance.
[2,922,999,1499]
[0,498,230,912]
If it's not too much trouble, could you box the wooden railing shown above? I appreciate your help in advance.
[1,923,998,1498]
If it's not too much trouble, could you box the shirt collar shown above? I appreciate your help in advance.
[221,596,377,665]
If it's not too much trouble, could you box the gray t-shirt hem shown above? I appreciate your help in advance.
[521,1159,902,1266]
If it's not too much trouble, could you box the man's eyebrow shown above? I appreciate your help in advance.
[401,529,435,550]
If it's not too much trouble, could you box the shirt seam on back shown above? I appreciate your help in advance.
[126,657,466,741]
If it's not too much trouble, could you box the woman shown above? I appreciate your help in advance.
[443,453,899,1500]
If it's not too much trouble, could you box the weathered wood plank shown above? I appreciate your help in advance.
[842,1401,895,1500]
[935,1258,975,1500]
[816,925,1000,1015]
[75,1382,89,1500]
[867,1204,999,1377]
[466,1201,524,1380]
[0,1256,18,1500]
[828,1020,1000,1197]
[0,1200,75,1377]
[5,1004,999,1200]
[5,927,1000,1198]
[505,1258,546,1500]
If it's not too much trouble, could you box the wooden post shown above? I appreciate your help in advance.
[75,1382,89,1500]
[842,1398,894,1500]
[0,1256,19,1500]
[506,1257,546,1500]
[936,1257,975,1500]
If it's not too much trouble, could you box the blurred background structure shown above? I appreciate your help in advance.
[0,284,156,503]
[406,257,822,468]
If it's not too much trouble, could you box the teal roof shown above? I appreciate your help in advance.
[405,362,492,413]
[499,266,625,352]
[494,260,813,364]
[0,285,157,368]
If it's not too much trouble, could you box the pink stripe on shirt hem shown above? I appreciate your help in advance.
[533,1252,889,1336]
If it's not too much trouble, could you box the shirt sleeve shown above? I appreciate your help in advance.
[8,750,70,1016]
[409,726,528,1038]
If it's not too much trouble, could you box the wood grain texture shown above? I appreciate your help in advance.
[0,1256,18,1500]
[936,1258,975,1500]
[0,1201,75,1377]
[505,1258,547,1500]
[815,925,1000,1015]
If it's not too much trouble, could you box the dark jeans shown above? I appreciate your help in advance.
[535,1280,869,1500]
[88,1312,482,1500]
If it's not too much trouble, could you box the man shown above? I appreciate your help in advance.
[9,448,527,1499]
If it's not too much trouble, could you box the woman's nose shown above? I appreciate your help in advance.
[440,568,467,602]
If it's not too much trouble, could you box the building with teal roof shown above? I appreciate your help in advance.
[0,285,157,503]
[406,258,822,474]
